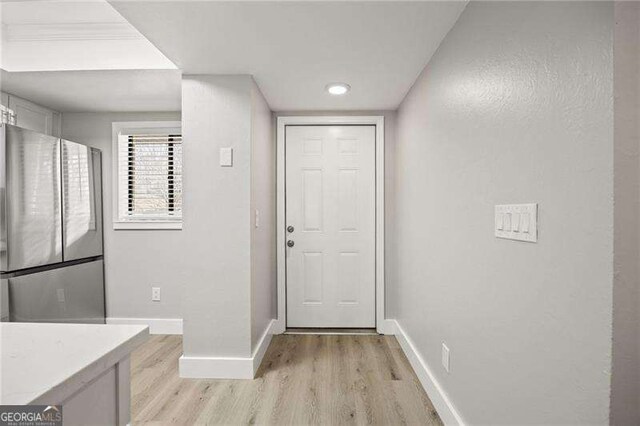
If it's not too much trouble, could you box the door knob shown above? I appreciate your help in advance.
[287,240,295,248]
[287,225,294,233]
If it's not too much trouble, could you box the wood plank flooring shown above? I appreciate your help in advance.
[131,334,443,425]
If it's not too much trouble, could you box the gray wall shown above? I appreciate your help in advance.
[61,112,183,321]
[612,2,640,424]
[251,80,276,351]
[181,75,253,357]
[392,2,613,424]
[63,76,276,360]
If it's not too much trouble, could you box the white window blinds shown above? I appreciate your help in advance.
[117,132,182,222]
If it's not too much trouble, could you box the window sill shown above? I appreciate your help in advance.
[113,221,182,230]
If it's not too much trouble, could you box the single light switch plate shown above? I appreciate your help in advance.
[442,343,450,373]
[152,287,161,302]
[495,203,537,242]
[220,147,233,167]
[255,209,260,228]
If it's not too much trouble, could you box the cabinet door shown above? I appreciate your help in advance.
[61,366,117,426]
[8,96,55,136]
[62,140,103,261]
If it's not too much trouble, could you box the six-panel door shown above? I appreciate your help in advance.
[285,125,376,328]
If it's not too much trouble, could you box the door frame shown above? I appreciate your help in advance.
[275,116,391,334]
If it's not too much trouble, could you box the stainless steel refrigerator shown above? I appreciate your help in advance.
[0,124,105,323]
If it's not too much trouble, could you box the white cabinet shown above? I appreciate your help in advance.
[59,365,118,426]
[1,323,148,426]
[6,94,61,137]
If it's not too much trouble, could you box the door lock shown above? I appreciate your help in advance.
[287,225,294,233]
[287,240,295,248]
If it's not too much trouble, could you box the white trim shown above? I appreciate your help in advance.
[111,121,183,230]
[276,116,385,334]
[179,320,276,379]
[4,23,143,42]
[392,320,465,426]
[106,317,183,335]
[285,331,379,336]
[377,319,398,335]
[113,221,182,230]
[180,354,254,379]
[252,319,276,375]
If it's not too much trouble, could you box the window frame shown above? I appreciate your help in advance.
[112,121,183,230]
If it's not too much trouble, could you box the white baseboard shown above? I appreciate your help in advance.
[377,318,398,335]
[179,319,276,379]
[179,354,255,379]
[252,319,275,375]
[391,320,465,426]
[107,317,183,335]
[273,318,286,334]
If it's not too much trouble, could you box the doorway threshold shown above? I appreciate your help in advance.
[284,328,378,335]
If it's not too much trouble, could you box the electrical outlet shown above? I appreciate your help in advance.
[152,287,161,302]
[56,288,66,303]
[442,343,450,373]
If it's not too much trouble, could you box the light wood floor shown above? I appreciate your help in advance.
[131,334,443,425]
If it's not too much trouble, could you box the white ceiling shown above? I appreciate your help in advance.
[108,1,467,111]
[1,0,176,71]
[1,69,181,112]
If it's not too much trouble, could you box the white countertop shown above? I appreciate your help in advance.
[0,322,149,405]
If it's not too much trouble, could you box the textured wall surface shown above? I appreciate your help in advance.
[250,79,276,351]
[612,2,640,425]
[181,75,253,357]
[392,2,613,424]
[61,112,183,321]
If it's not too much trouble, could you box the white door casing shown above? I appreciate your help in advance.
[285,125,376,328]
[276,116,388,334]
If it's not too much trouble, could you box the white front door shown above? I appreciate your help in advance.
[285,125,376,328]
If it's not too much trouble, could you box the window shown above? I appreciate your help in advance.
[112,121,182,229]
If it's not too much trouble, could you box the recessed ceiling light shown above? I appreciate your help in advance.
[326,83,350,95]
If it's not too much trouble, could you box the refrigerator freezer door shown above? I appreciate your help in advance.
[0,124,62,272]
[62,140,103,260]
[8,259,105,323]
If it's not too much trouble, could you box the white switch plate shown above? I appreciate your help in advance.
[255,209,260,228]
[152,287,161,302]
[495,203,537,242]
[220,147,233,167]
[56,288,66,303]
[442,343,450,373]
